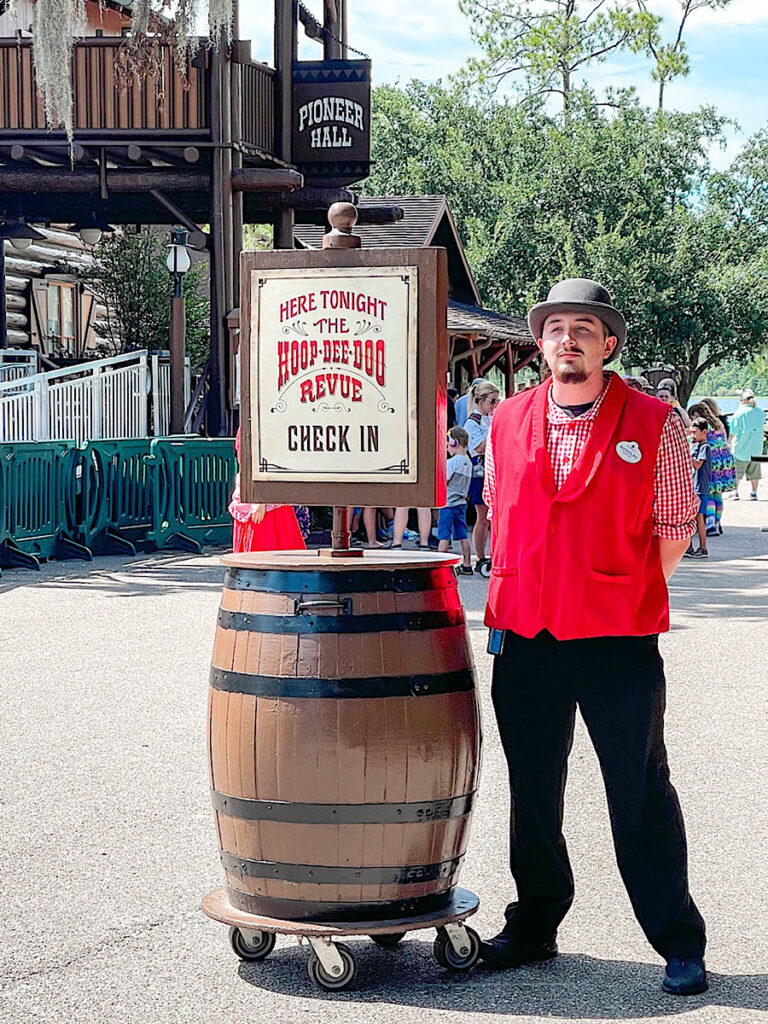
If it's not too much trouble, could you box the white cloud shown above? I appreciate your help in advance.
[652,0,768,28]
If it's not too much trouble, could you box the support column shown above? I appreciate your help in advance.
[0,242,7,350]
[274,0,296,252]
[208,44,229,436]
[170,287,186,435]
[323,0,342,60]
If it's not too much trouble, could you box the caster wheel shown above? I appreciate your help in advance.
[228,926,276,962]
[477,559,492,579]
[433,926,481,972]
[370,932,405,949]
[307,942,357,991]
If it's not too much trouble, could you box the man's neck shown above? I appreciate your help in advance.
[550,369,608,407]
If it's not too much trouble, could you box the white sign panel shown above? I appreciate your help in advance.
[250,266,418,483]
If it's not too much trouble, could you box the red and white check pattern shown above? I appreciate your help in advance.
[484,375,697,540]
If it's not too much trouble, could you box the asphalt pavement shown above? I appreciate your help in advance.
[1,495,766,1024]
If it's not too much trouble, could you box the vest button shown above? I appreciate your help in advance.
[548,524,556,535]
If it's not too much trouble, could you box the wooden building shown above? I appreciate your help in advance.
[294,195,539,396]
[0,0,377,433]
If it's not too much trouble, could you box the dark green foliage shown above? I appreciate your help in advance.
[363,81,768,403]
[80,227,211,373]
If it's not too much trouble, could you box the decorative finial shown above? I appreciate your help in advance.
[323,202,361,249]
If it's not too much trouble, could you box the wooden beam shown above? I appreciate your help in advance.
[0,168,302,192]
[512,348,539,374]
[231,167,303,191]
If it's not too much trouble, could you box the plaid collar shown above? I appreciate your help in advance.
[546,371,615,425]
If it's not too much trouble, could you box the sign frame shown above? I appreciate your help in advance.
[239,247,448,508]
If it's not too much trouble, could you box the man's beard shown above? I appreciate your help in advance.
[553,359,588,384]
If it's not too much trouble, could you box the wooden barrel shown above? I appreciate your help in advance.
[207,550,481,924]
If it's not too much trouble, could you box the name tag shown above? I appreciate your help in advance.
[616,440,642,464]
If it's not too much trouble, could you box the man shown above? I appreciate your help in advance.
[481,278,707,995]
[730,389,766,501]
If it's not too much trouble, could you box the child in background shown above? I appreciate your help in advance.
[437,425,474,575]
[685,417,711,560]
[229,429,306,553]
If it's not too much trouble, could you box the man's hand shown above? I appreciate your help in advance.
[659,537,691,580]
[249,503,266,525]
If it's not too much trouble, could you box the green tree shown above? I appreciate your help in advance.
[365,82,768,403]
[458,0,658,120]
[80,228,211,373]
[636,1,735,110]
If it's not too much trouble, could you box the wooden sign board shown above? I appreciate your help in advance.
[239,247,448,508]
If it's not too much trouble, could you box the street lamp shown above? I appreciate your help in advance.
[68,213,114,247]
[0,220,46,251]
[167,228,191,434]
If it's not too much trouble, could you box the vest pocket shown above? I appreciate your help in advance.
[487,567,517,619]
[588,570,632,584]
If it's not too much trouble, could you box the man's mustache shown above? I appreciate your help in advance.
[557,349,584,356]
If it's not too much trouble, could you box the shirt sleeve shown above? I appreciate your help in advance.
[653,411,698,540]
[228,473,253,524]
[482,427,496,521]
[228,474,286,522]
[464,416,487,456]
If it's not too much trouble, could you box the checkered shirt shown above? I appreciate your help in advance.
[483,374,697,540]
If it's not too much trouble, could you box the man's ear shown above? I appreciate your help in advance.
[536,338,544,355]
[604,335,618,360]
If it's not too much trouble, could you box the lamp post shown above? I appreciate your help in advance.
[166,228,191,435]
[0,220,46,349]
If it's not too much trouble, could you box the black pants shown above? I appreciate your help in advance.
[491,630,706,960]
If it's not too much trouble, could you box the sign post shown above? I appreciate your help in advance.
[239,205,448,555]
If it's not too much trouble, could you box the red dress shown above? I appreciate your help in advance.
[228,474,306,553]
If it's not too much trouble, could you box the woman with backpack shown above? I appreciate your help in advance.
[464,380,501,574]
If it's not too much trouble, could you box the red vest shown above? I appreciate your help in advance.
[485,374,671,640]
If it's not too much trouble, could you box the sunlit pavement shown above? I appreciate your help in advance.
[1,496,766,1024]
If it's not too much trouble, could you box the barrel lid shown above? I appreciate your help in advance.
[221,549,462,571]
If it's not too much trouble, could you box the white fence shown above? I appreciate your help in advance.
[0,351,149,443]
[0,349,38,386]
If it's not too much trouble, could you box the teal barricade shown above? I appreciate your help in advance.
[0,441,92,569]
[76,439,155,555]
[145,438,236,552]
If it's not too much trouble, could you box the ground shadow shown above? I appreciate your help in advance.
[238,941,768,1018]
[0,550,228,597]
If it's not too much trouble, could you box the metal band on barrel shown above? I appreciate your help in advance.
[209,665,475,698]
[220,852,463,885]
[211,790,475,824]
[217,607,464,634]
[224,567,458,595]
[226,886,455,923]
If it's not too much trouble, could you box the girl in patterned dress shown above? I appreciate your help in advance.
[687,401,736,535]
[229,429,306,552]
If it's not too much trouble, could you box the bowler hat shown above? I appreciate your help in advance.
[528,278,627,362]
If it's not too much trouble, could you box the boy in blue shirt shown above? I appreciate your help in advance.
[438,426,474,575]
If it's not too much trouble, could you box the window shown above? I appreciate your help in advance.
[46,282,77,355]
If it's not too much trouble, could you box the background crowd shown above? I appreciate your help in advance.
[227,378,766,565]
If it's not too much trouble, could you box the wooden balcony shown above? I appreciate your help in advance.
[0,37,275,151]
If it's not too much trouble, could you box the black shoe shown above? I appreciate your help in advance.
[479,929,558,970]
[457,565,474,576]
[662,957,708,995]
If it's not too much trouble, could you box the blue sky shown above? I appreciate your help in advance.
[242,0,768,168]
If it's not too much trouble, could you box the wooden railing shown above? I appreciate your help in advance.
[241,60,275,153]
[0,39,209,133]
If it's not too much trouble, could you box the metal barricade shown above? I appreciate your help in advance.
[146,438,236,552]
[76,440,155,555]
[0,441,91,569]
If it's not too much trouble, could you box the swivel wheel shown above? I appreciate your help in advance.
[228,925,276,962]
[433,924,481,972]
[307,941,357,991]
[370,932,405,949]
[476,558,492,579]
